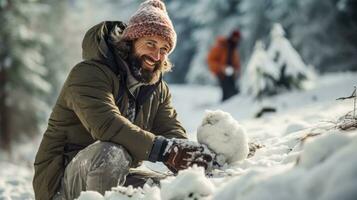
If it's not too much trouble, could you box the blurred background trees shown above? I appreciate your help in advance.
[0,0,356,150]
[166,0,357,84]
[0,0,53,150]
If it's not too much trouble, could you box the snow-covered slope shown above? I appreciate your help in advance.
[0,72,356,200]
[0,162,34,199]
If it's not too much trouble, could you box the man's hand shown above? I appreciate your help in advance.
[224,66,234,76]
[162,139,215,173]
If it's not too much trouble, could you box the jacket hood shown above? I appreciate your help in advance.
[82,21,126,62]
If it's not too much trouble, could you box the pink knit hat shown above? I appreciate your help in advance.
[122,0,177,53]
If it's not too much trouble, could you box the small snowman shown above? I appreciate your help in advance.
[197,110,249,165]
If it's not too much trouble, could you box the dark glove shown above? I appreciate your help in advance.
[148,137,215,173]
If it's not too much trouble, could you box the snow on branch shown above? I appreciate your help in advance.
[242,23,316,99]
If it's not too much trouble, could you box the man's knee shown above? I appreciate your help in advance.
[88,141,132,172]
[63,142,133,199]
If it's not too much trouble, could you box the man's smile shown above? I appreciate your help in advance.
[142,56,157,71]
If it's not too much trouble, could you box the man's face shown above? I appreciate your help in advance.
[128,35,170,84]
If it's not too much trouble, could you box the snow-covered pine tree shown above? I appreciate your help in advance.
[266,23,315,91]
[242,41,279,98]
[242,24,315,99]
[0,0,52,150]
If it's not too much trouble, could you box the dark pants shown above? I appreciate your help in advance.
[218,75,239,101]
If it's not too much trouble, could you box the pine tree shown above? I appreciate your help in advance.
[0,0,51,150]
[243,24,315,99]
[266,23,315,91]
[242,41,279,98]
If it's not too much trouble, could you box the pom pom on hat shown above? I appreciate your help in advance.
[141,0,166,12]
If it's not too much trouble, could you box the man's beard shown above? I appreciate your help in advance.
[127,53,162,85]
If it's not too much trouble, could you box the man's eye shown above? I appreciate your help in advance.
[160,48,168,55]
[146,42,155,48]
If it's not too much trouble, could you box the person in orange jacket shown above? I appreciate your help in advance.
[207,29,241,101]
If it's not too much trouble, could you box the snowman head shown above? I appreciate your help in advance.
[197,110,249,164]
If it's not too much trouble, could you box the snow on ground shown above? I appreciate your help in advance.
[0,137,39,200]
[0,162,34,199]
[0,72,356,200]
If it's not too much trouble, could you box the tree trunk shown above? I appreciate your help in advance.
[0,0,13,151]
[0,65,10,150]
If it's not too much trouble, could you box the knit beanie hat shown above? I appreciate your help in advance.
[122,0,177,53]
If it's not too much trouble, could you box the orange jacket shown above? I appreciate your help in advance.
[207,36,241,76]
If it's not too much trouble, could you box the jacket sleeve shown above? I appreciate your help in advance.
[207,46,222,76]
[151,82,187,139]
[64,63,155,161]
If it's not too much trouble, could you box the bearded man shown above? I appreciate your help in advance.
[33,1,215,200]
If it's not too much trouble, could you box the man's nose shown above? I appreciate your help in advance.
[150,49,160,61]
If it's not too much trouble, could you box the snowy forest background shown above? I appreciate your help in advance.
[1,0,357,199]
[0,0,357,153]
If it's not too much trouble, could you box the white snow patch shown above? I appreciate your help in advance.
[106,185,160,200]
[77,191,104,200]
[284,121,310,135]
[0,162,34,199]
[212,132,357,200]
[160,166,214,200]
[298,132,351,168]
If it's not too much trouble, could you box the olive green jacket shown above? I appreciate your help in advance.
[33,21,186,200]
